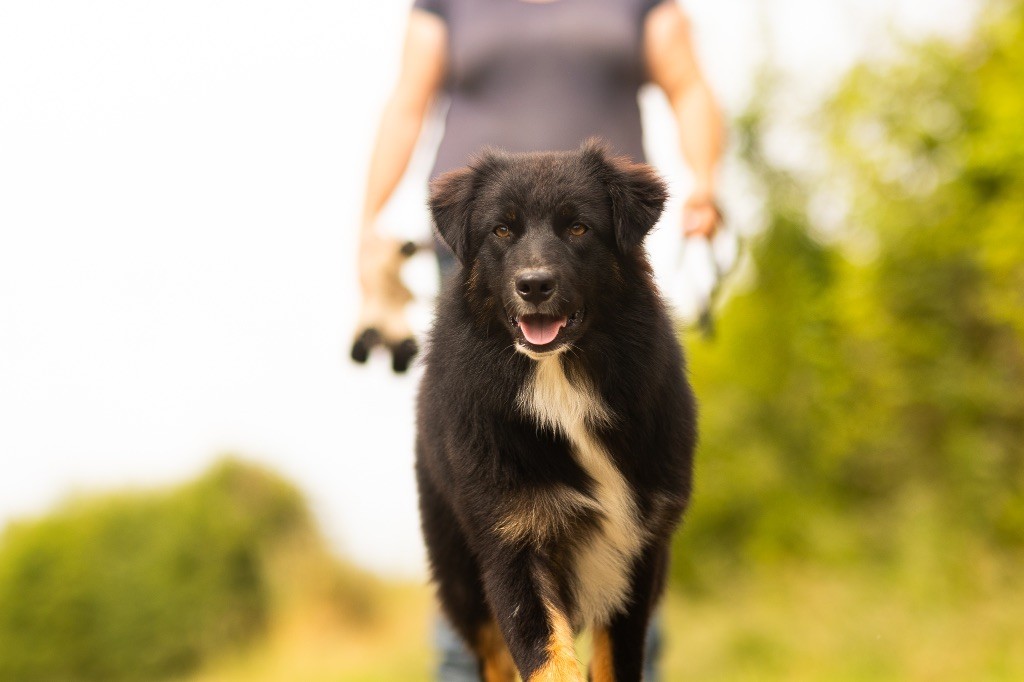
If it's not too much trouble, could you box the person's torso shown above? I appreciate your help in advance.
[431,0,656,177]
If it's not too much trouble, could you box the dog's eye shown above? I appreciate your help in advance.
[493,224,511,239]
[569,223,589,237]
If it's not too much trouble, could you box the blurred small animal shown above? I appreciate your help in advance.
[351,236,420,373]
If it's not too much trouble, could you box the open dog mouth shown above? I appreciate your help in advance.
[509,308,585,348]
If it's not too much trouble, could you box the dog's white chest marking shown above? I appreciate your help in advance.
[517,357,644,627]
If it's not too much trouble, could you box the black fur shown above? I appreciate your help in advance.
[416,142,696,681]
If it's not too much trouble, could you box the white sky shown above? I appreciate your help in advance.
[0,0,978,577]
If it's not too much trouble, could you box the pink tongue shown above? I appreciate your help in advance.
[520,315,567,346]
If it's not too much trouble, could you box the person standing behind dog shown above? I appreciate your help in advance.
[359,0,723,273]
[357,1,724,679]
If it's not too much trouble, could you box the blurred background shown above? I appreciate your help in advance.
[1,0,1022,680]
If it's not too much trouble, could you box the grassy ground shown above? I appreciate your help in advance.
[8,461,1018,680]
[186,560,1024,682]
[185,581,434,682]
[661,565,1024,681]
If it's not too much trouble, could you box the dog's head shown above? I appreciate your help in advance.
[429,140,667,358]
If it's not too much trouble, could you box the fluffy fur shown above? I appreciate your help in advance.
[416,142,696,681]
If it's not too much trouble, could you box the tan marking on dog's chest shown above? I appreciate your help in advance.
[516,357,644,628]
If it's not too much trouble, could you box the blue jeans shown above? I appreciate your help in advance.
[435,616,663,681]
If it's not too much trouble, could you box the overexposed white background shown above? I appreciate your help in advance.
[0,0,975,577]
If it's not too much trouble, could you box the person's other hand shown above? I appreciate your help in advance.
[682,193,721,239]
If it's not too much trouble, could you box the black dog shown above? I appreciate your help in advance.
[416,141,696,682]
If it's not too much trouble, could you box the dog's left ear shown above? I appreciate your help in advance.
[428,166,476,264]
[582,141,668,254]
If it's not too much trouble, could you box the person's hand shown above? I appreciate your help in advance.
[682,193,721,239]
[358,224,388,295]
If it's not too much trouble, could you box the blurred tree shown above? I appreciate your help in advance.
[0,459,377,682]
[674,0,1024,591]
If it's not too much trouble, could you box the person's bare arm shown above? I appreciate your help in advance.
[644,2,724,237]
[360,10,446,237]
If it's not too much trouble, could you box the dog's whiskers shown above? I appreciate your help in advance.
[499,343,521,371]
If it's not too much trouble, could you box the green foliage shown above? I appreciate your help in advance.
[0,460,311,682]
[674,0,1024,592]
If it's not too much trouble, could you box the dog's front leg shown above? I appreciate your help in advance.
[481,549,584,682]
[590,544,670,682]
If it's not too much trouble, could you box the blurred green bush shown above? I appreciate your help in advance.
[0,459,374,682]
[674,0,1024,593]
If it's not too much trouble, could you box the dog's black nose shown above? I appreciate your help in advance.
[515,270,556,304]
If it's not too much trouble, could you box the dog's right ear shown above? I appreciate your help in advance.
[581,139,667,255]
[428,166,477,265]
